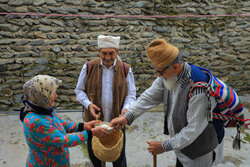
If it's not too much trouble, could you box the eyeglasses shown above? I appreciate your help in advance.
[155,65,171,76]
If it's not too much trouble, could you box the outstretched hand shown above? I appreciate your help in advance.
[91,127,109,138]
[84,120,101,130]
[110,116,128,129]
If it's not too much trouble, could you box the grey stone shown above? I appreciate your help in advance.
[45,0,58,6]
[53,38,68,45]
[33,65,50,72]
[0,31,14,38]
[141,32,155,38]
[51,20,65,27]
[8,0,23,6]
[0,54,13,58]
[40,19,52,25]
[68,58,84,65]
[0,64,7,72]
[0,100,11,105]
[103,3,113,8]
[153,26,169,33]
[57,58,67,64]
[22,58,35,65]
[208,37,220,43]
[37,7,51,14]
[15,52,32,58]
[0,24,19,32]
[40,51,56,58]
[89,41,97,46]
[33,0,45,6]
[23,71,38,77]
[59,95,70,102]
[78,40,88,45]
[66,8,78,14]
[51,46,61,53]
[48,7,67,14]
[0,39,15,44]
[6,79,20,84]
[129,21,140,26]
[23,0,33,5]
[39,26,52,32]
[65,0,81,5]
[70,34,80,40]
[35,58,48,64]
[30,39,44,46]
[0,59,14,65]
[0,4,15,13]
[229,21,237,28]
[15,40,29,45]
[186,7,196,12]
[145,21,156,26]
[135,1,145,8]
[9,64,22,71]
[171,38,191,43]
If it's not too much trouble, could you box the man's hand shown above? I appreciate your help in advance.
[84,120,101,130]
[119,108,128,116]
[147,141,165,155]
[88,104,101,120]
[110,116,128,128]
[91,127,109,138]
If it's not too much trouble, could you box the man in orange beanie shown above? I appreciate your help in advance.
[111,39,225,167]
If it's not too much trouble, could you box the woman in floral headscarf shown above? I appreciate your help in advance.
[20,75,108,167]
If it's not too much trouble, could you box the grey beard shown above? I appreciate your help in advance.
[162,76,178,90]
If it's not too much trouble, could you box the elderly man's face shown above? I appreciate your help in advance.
[155,63,183,90]
[99,48,119,68]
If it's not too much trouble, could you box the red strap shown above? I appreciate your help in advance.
[86,61,90,75]
[122,62,127,78]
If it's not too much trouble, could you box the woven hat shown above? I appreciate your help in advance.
[146,39,179,69]
[92,129,123,162]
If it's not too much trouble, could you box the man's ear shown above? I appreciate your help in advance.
[116,48,120,53]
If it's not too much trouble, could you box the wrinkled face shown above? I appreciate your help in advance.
[49,92,58,107]
[99,48,119,68]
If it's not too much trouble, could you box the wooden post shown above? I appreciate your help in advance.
[153,155,157,167]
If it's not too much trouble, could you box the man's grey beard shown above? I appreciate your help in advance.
[162,76,178,90]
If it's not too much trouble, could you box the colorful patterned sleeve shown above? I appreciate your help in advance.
[25,118,88,147]
[56,112,82,133]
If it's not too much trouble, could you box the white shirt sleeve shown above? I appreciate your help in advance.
[122,68,136,110]
[124,77,164,124]
[74,64,92,109]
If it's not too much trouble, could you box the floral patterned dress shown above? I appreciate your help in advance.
[23,110,88,167]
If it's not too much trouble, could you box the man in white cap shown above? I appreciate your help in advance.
[75,35,136,167]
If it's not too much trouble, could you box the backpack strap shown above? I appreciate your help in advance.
[122,61,128,78]
[86,60,90,75]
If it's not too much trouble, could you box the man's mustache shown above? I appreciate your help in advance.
[103,59,113,62]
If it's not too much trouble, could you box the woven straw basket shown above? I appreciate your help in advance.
[92,129,123,162]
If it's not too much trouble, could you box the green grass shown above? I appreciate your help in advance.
[80,143,89,159]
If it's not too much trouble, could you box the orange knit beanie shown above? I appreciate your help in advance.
[146,39,179,68]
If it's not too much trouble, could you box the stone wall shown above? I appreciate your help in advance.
[0,0,249,111]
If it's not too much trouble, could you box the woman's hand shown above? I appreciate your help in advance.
[91,127,109,138]
[84,120,101,130]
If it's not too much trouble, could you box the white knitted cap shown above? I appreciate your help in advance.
[97,35,120,49]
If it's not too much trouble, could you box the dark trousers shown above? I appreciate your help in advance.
[176,159,183,167]
[87,128,127,167]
